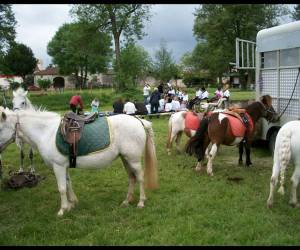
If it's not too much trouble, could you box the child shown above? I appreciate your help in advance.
[91,97,99,114]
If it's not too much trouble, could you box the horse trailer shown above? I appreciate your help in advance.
[235,20,300,153]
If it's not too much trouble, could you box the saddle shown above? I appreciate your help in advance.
[222,108,251,131]
[60,111,97,168]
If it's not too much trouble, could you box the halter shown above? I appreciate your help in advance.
[259,101,277,122]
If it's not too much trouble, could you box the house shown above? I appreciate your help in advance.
[34,65,114,89]
[0,74,23,90]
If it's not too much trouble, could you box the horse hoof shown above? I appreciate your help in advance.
[137,202,144,208]
[121,200,130,207]
[289,202,299,208]
[267,201,273,209]
[238,161,243,166]
[208,172,214,177]
[195,166,202,172]
[57,209,64,217]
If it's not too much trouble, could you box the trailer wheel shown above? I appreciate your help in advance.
[268,130,278,155]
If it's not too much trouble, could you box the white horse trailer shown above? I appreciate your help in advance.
[236,21,300,152]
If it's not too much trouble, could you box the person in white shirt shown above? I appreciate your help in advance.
[164,98,173,112]
[171,96,181,112]
[168,87,175,97]
[182,90,189,102]
[123,99,137,115]
[195,87,202,99]
[158,95,166,112]
[223,83,231,109]
[200,87,209,101]
[143,84,151,105]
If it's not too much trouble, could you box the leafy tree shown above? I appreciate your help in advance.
[2,42,37,80]
[70,4,152,90]
[37,79,51,91]
[0,4,16,55]
[47,22,112,89]
[152,40,179,84]
[114,43,152,88]
[192,4,289,88]
[292,4,300,20]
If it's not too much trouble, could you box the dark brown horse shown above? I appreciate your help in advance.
[186,95,279,176]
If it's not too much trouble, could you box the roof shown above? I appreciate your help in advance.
[256,21,300,52]
[34,67,59,76]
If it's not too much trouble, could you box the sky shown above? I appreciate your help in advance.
[11,4,294,69]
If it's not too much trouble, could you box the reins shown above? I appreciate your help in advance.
[278,67,300,120]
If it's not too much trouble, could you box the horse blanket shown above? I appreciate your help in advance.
[56,116,111,156]
[223,113,253,137]
[185,111,201,131]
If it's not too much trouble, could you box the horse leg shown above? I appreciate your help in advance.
[66,171,78,207]
[238,142,244,165]
[18,146,25,173]
[245,140,252,167]
[126,160,146,208]
[207,143,218,176]
[289,166,300,207]
[167,130,177,156]
[267,160,280,209]
[29,148,35,173]
[52,164,72,216]
[121,157,136,206]
[195,141,211,172]
[175,131,183,153]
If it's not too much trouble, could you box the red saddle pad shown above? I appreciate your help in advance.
[185,111,201,131]
[223,113,253,137]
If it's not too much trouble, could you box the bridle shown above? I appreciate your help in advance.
[259,101,277,122]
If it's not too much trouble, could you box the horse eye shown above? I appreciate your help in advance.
[22,102,25,105]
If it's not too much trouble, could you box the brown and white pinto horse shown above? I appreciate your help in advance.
[186,95,279,176]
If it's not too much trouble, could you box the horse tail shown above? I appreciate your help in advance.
[185,116,209,161]
[278,128,292,195]
[142,119,159,190]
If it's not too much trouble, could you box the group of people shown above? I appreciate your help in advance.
[68,82,231,116]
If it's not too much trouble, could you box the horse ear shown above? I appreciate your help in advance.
[1,112,6,121]
[13,91,17,97]
[23,91,28,96]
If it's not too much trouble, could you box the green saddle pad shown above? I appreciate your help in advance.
[56,116,111,156]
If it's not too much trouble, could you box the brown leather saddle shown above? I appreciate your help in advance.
[222,108,250,128]
[60,111,97,168]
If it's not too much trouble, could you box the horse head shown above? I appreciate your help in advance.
[12,87,29,111]
[0,107,16,153]
[260,95,279,123]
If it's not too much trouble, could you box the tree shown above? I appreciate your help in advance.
[47,22,112,89]
[292,4,300,20]
[2,42,37,80]
[152,40,179,84]
[115,43,152,89]
[0,4,16,55]
[192,4,290,88]
[70,4,152,90]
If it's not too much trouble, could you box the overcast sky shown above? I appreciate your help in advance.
[12,4,294,69]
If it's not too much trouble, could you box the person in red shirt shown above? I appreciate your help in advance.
[69,93,84,114]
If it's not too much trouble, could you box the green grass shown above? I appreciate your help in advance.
[0,105,299,245]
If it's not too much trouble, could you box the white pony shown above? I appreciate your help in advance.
[267,120,300,208]
[0,107,158,216]
[12,87,36,173]
[166,103,225,156]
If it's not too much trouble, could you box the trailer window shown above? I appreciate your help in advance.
[262,51,277,68]
[280,48,299,66]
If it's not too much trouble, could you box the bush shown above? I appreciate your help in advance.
[37,79,51,91]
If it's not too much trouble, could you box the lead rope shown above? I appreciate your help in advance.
[278,67,300,120]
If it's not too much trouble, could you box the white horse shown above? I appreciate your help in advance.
[12,87,36,173]
[166,105,225,156]
[0,107,158,216]
[267,120,300,208]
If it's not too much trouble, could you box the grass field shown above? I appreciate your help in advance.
[0,88,299,246]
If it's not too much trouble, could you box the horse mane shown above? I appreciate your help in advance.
[19,108,60,119]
